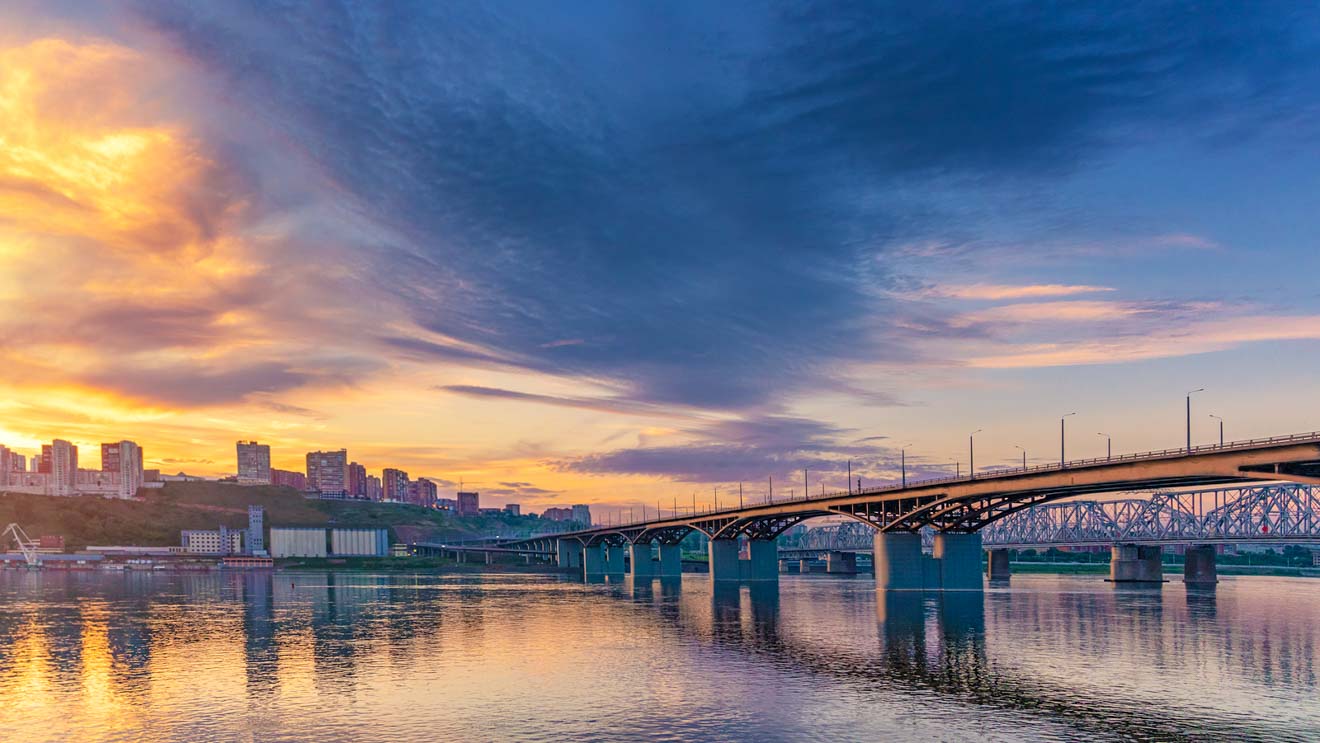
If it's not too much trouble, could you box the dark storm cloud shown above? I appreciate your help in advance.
[127,0,1320,418]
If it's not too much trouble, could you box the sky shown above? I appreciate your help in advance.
[3,1,1320,515]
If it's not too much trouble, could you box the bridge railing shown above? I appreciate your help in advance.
[580,430,1320,532]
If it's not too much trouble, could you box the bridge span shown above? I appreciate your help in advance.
[481,432,1320,590]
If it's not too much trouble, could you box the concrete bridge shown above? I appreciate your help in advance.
[483,432,1320,589]
[786,483,1320,585]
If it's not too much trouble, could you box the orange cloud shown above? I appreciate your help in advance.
[923,283,1115,301]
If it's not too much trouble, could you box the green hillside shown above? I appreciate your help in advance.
[0,482,563,550]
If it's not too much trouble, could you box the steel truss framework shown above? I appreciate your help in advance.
[981,483,1320,548]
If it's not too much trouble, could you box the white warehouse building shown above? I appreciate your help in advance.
[269,527,328,558]
[331,528,389,557]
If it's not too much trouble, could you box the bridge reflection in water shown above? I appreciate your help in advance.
[2,570,1317,740]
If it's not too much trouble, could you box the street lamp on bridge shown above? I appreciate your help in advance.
[1187,388,1204,452]
[968,429,982,479]
[1097,432,1111,460]
[1060,412,1076,467]
[900,443,913,488]
[1014,444,1026,469]
[1209,414,1224,447]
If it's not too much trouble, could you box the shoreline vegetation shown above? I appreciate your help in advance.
[0,481,579,550]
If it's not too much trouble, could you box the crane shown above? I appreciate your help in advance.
[1,523,42,567]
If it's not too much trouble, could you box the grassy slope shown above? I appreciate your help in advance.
[0,482,552,550]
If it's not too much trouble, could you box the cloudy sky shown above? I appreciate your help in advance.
[3,1,1320,514]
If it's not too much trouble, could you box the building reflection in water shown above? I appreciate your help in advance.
[1,571,1318,741]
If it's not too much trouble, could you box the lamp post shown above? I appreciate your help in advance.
[1014,444,1026,470]
[1209,414,1224,447]
[1097,432,1111,460]
[968,429,982,479]
[900,444,913,488]
[1187,388,1204,452]
[1061,412,1076,467]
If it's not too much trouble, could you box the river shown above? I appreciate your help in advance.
[0,570,1316,742]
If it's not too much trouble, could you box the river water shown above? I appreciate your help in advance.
[0,570,1316,742]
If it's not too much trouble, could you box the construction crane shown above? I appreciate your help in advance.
[1,523,42,567]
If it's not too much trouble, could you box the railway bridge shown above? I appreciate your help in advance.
[481,432,1320,590]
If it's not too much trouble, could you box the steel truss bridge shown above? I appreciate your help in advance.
[494,432,1320,552]
[981,483,1320,549]
[783,483,1320,554]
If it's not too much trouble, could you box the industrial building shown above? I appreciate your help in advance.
[270,527,328,557]
[331,528,389,556]
[269,527,389,558]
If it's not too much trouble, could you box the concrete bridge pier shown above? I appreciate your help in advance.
[582,544,605,578]
[779,558,799,573]
[630,543,655,578]
[556,540,582,569]
[604,543,626,574]
[826,551,857,574]
[799,558,814,573]
[986,548,1011,581]
[874,532,923,590]
[709,538,778,581]
[1109,544,1164,583]
[746,539,777,580]
[709,539,740,581]
[1183,545,1218,587]
[932,533,983,591]
[658,544,682,577]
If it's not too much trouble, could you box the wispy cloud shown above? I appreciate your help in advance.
[922,283,1115,301]
[968,315,1320,368]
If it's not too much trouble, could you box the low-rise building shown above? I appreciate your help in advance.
[271,468,307,490]
[541,507,573,521]
[181,527,244,555]
[503,503,521,516]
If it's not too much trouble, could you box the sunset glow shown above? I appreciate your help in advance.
[4,5,1320,514]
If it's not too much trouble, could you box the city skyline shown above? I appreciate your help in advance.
[4,4,1320,514]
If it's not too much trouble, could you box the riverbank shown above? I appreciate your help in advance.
[276,556,568,573]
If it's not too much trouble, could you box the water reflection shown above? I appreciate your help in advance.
[0,571,1317,741]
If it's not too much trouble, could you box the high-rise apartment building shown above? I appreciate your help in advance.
[39,444,52,473]
[236,441,272,485]
[348,461,367,498]
[365,474,383,501]
[0,445,16,487]
[382,468,409,502]
[306,449,348,497]
[503,503,521,516]
[49,439,78,495]
[457,491,480,516]
[571,504,592,525]
[409,478,438,508]
[101,441,144,498]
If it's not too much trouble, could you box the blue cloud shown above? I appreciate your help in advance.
[125,0,1320,417]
